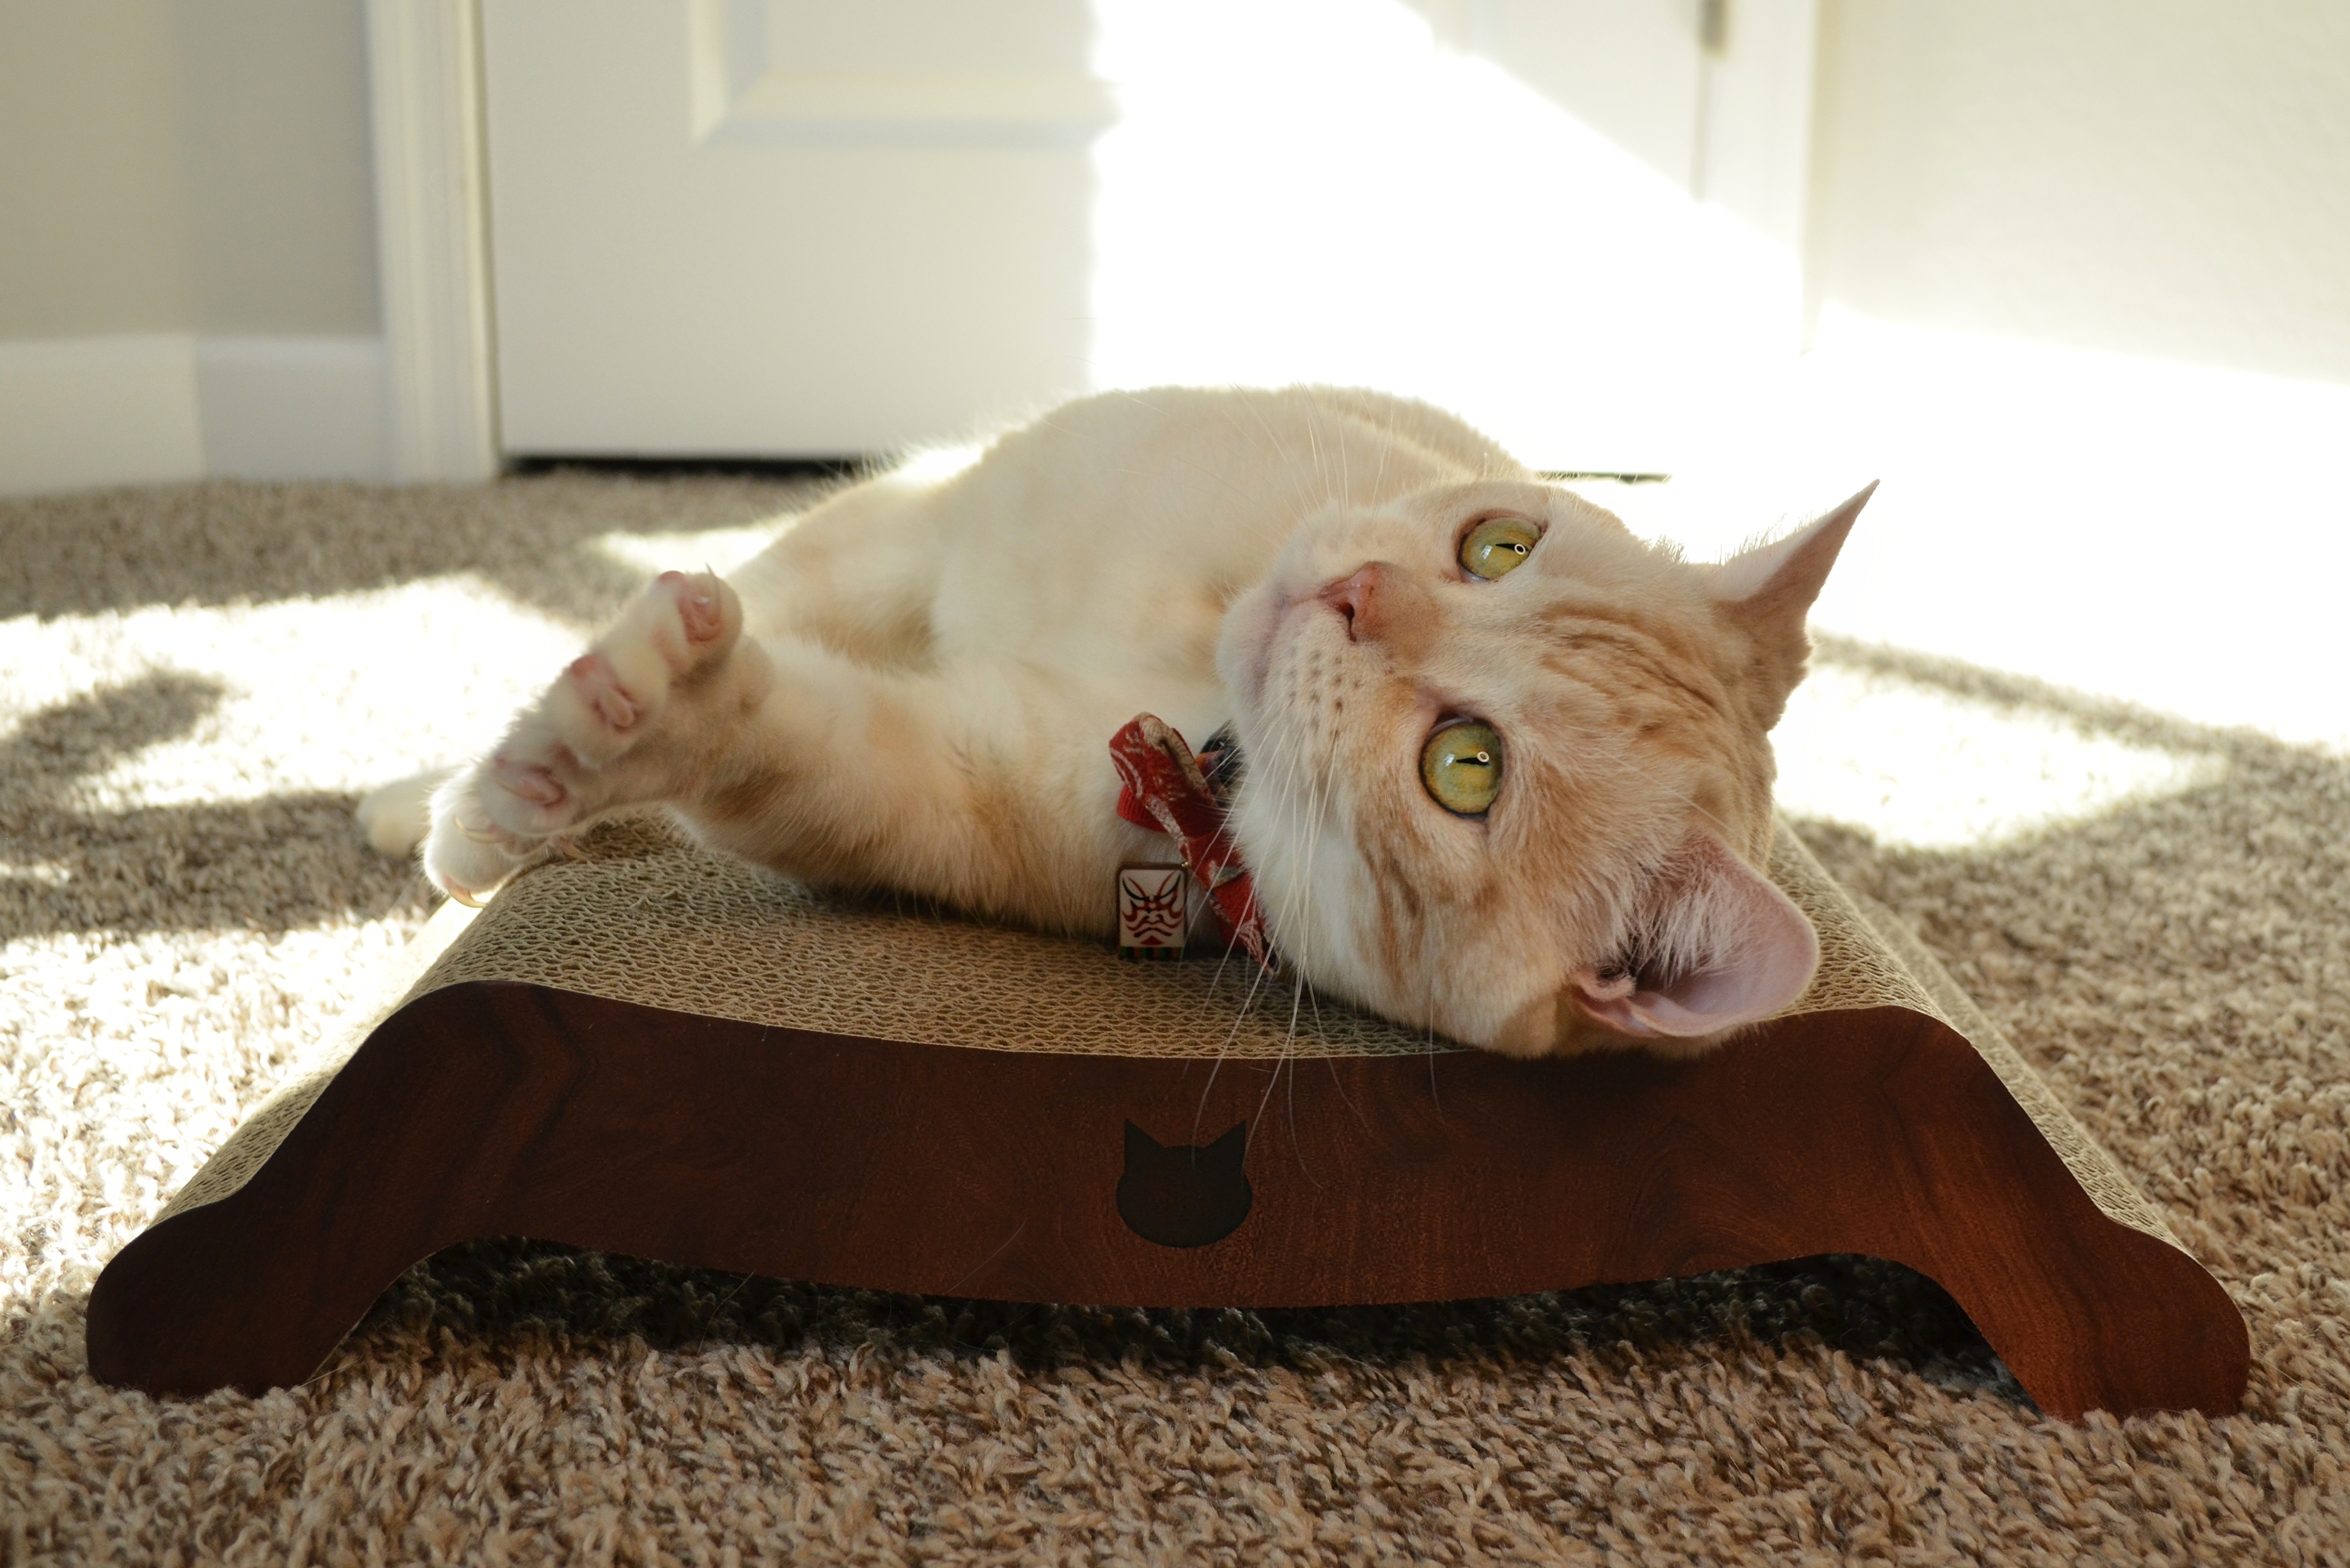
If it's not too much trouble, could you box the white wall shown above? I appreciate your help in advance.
[0,0,386,492]
[1805,0,2350,384]
[6,0,2347,540]
[1720,0,2350,744]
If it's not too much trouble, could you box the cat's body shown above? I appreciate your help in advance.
[377,386,1867,1058]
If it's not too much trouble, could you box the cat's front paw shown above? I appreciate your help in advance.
[419,570,743,903]
[544,570,740,767]
[421,763,551,904]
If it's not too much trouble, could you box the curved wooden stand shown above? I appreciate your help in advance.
[88,980,2246,1418]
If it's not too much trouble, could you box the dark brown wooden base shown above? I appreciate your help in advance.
[86,984,2248,1418]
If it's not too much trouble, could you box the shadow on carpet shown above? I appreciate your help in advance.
[0,671,434,939]
[334,1239,2028,1409]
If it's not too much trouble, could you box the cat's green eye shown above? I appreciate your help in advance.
[1420,721,1503,816]
[1459,516,1540,580]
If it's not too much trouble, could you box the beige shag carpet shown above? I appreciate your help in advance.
[3,474,2347,1564]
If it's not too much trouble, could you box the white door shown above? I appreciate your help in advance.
[480,0,1815,471]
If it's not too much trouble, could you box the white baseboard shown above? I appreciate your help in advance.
[0,336,207,494]
[196,338,389,482]
[0,334,394,496]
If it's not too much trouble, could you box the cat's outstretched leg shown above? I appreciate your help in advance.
[424,570,765,902]
[432,563,1136,932]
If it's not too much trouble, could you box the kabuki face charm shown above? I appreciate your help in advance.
[1110,716,1272,968]
[1116,864,1189,959]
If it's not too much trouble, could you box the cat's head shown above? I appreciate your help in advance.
[1217,480,1871,1057]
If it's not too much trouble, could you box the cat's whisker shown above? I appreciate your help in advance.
[1243,396,1325,539]
[1285,983,1326,1191]
[1248,974,1307,1177]
[941,1219,1029,1298]
[1320,407,1345,512]
[1193,946,1281,1145]
[1198,717,1319,1146]
[1193,834,1290,1142]
[1193,968,1250,1142]
[1249,716,1341,1177]
[1325,1053,1375,1144]
[1425,1031,1445,1118]
[1198,742,1271,1014]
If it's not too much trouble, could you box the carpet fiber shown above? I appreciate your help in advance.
[3,475,2346,1564]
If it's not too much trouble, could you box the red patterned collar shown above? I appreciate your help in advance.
[1109,714,1273,967]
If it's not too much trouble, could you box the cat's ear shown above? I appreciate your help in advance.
[1708,483,1874,721]
[1507,832,1817,1053]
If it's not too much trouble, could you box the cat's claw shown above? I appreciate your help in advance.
[423,769,548,904]
[666,570,727,643]
[567,653,645,732]
[491,755,567,808]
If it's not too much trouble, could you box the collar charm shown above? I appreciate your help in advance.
[1108,714,1273,968]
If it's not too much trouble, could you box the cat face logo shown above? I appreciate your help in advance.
[1116,1122,1252,1248]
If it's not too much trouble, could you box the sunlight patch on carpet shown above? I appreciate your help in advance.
[0,578,582,809]
[590,522,788,580]
[1771,663,2227,851]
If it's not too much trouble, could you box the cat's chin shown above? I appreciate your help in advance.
[1484,991,1598,1059]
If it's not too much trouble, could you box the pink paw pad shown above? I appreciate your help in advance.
[492,757,565,806]
[568,654,644,728]
[659,570,726,644]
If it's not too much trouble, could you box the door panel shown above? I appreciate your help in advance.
[484,0,1802,469]
[483,1,1095,454]
[698,0,1113,145]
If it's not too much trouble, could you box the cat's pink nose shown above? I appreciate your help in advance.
[1316,563,1390,641]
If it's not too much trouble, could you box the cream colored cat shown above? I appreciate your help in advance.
[368,386,1868,1058]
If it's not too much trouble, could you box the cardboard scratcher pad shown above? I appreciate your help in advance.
[88,819,2248,1418]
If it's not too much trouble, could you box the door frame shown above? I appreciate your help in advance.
[366,0,501,482]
